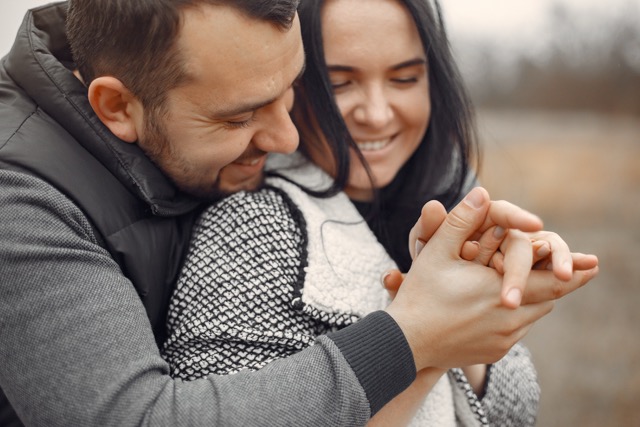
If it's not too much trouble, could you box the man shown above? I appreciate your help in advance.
[0,1,597,426]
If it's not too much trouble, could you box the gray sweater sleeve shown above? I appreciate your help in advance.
[0,170,415,426]
[449,343,540,427]
[481,343,540,426]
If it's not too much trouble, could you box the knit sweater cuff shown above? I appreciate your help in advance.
[327,310,416,416]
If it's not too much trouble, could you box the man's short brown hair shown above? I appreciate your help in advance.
[66,0,299,110]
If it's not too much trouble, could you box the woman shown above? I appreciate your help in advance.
[162,0,597,425]
[291,0,478,274]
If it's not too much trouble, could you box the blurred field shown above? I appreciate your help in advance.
[477,109,640,427]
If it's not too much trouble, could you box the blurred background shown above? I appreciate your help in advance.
[2,1,639,426]
[443,1,640,426]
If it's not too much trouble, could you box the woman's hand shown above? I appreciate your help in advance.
[385,187,599,371]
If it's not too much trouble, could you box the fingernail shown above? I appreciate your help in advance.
[463,188,484,209]
[414,240,425,258]
[493,226,505,239]
[506,288,522,307]
[380,271,391,288]
[563,260,572,274]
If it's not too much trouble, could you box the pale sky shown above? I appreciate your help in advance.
[1,0,639,57]
[443,0,636,38]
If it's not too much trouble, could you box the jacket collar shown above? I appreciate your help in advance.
[5,2,201,216]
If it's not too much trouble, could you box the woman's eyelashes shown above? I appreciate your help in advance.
[330,75,421,91]
[331,80,351,90]
[391,76,419,84]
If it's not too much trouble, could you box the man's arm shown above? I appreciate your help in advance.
[0,170,413,426]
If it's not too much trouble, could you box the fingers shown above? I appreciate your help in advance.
[521,266,599,305]
[531,240,551,265]
[506,301,555,346]
[571,253,599,271]
[423,187,491,258]
[499,230,534,309]
[490,251,505,273]
[529,231,573,281]
[489,301,555,361]
[409,200,447,260]
[513,301,555,334]
[470,225,508,265]
[461,241,480,261]
[458,199,543,270]
[382,269,404,299]
[480,200,544,235]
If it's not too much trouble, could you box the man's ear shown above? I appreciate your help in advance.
[87,77,143,143]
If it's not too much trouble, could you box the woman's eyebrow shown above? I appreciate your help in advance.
[391,58,427,71]
[326,64,355,72]
[327,58,426,73]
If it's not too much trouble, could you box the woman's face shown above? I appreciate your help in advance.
[321,0,431,201]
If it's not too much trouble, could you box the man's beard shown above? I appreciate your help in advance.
[137,113,215,200]
[138,112,266,202]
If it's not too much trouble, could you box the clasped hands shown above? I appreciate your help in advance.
[384,187,599,373]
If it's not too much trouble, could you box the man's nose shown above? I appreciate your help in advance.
[252,97,299,155]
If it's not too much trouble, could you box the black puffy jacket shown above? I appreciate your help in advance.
[0,2,203,344]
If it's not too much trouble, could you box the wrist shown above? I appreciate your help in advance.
[385,302,424,371]
[461,364,488,397]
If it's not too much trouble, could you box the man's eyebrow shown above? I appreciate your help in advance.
[212,96,276,119]
[213,61,307,118]
[327,58,427,73]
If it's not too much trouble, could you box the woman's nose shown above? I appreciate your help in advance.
[353,87,393,129]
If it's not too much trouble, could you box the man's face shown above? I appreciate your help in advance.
[138,5,304,200]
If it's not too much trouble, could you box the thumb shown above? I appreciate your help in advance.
[409,200,448,260]
[381,269,404,299]
[426,187,490,257]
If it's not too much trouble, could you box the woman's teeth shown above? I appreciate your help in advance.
[357,138,391,152]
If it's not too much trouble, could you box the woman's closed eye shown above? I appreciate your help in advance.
[331,79,351,90]
[391,76,419,84]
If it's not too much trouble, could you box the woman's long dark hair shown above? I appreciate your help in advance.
[293,0,480,270]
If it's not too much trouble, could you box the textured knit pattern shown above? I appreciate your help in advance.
[163,187,333,377]
[482,344,541,426]
[450,369,490,426]
[162,178,399,377]
[162,157,458,425]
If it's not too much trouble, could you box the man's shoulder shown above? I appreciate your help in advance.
[0,98,40,149]
[0,168,101,247]
[1,168,77,208]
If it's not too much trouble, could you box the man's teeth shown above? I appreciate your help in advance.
[357,139,391,151]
